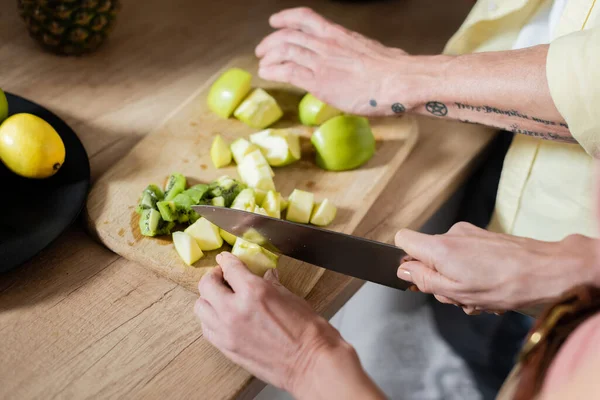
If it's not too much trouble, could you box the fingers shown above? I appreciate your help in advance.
[395,229,441,266]
[216,252,259,292]
[259,43,319,71]
[194,297,219,328]
[258,62,315,90]
[256,29,327,58]
[268,7,343,38]
[397,261,456,295]
[198,266,233,304]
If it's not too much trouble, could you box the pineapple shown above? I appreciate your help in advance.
[17,0,121,56]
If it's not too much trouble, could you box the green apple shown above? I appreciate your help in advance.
[172,231,204,266]
[298,93,341,126]
[220,229,238,246]
[231,188,256,211]
[311,115,375,171]
[249,129,301,167]
[286,189,314,224]
[207,68,252,119]
[237,149,276,191]
[310,198,337,226]
[230,138,259,165]
[210,134,232,168]
[184,217,223,251]
[254,188,267,205]
[0,88,8,124]
[231,238,279,277]
[262,190,281,218]
[253,205,269,216]
[211,196,225,207]
[233,88,283,129]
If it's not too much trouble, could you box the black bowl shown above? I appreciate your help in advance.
[0,93,90,273]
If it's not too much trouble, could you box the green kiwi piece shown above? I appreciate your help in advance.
[207,176,246,207]
[184,184,209,204]
[163,173,187,201]
[135,184,164,214]
[139,209,161,236]
[157,200,178,222]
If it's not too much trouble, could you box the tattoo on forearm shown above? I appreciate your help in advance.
[391,103,405,113]
[369,99,377,107]
[509,124,576,143]
[455,102,568,128]
[425,101,448,117]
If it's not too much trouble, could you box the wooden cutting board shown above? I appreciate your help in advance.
[85,55,419,297]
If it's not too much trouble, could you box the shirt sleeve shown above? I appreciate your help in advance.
[546,28,600,158]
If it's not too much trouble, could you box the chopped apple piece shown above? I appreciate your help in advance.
[231,238,279,277]
[233,88,283,129]
[231,188,256,211]
[249,129,301,167]
[230,138,260,165]
[237,150,276,191]
[254,188,267,205]
[220,229,238,246]
[211,196,225,207]
[207,68,252,119]
[210,134,232,168]
[262,190,281,218]
[286,189,314,224]
[253,205,269,216]
[172,231,204,266]
[281,197,289,211]
[310,199,337,226]
[184,217,223,251]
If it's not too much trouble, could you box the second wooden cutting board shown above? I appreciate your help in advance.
[85,55,419,297]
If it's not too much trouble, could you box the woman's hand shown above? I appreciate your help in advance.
[194,252,386,400]
[395,222,599,315]
[255,7,431,117]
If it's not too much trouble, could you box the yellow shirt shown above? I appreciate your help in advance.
[443,0,600,241]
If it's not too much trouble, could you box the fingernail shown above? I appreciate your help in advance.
[216,253,222,263]
[408,285,419,292]
[399,269,413,282]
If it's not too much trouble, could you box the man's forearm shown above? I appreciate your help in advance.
[384,44,575,143]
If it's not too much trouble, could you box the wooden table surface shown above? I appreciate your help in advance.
[0,0,496,399]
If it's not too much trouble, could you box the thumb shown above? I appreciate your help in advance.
[263,268,289,292]
[397,261,456,295]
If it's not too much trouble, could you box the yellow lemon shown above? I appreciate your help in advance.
[0,113,66,179]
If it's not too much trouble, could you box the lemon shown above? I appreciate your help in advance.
[0,113,66,179]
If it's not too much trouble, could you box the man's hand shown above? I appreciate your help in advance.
[395,222,599,314]
[255,7,427,117]
[194,252,386,400]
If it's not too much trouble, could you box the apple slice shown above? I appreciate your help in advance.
[249,129,301,167]
[231,238,279,277]
[254,188,267,205]
[233,88,283,129]
[286,189,314,224]
[262,190,281,218]
[230,138,259,165]
[281,197,289,212]
[237,150,276,191]
[253,205,269,216]
[185,217,223,251]
[207,68,252,119]
[211,196,225,207]
[220,229,237,246]
[172,231,204,266]
[298,93,342,126]
[231,188,256,211]
[310,198,337,226]
[210,134,232,168]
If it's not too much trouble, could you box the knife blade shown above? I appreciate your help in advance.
[191,205,411,290]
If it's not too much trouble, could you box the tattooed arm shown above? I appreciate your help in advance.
[255,7,575,143]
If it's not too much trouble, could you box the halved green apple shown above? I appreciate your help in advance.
[233,88,283,129]
[286,189,314,224]
[298,93,342,126]
[310,198,337,226]
[231,238,279,277]
[207,68,252,119]
[210,134,232,168]
[249,129,301,167]
[311,115,375,171]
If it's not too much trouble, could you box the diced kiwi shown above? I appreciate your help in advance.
[157,200,178,222]
[173,193,196,223]
[139,208,165,236]
[184,184,209,204]
[164,173,187,201]
[135,184,164,214]
[206,175,246,207]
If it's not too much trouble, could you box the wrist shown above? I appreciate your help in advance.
[380,53,454,115]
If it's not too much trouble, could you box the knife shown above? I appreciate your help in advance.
[191,205,411,290]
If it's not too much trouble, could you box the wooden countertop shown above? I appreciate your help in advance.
[0,0,495,398]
